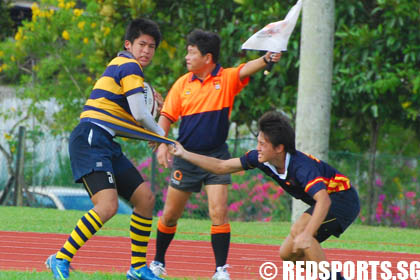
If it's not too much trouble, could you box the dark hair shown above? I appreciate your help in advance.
[124,18,161,48]
[258,111,296,154]
[187,29,221,63]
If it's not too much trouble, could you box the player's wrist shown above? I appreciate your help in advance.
[262,56,270,64]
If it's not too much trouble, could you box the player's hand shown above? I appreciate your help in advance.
[292,231,312,253]
[157,143,172,168]
[154,91,164,115]
[168,141,185,157]
[264,51,282,63]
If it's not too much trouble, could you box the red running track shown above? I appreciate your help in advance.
[0,231,419,279]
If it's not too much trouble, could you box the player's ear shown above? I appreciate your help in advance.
[274,144,285,153]
[124,40,132,51]
[205,53,213,64]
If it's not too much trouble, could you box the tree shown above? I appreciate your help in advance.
[292,0,335,222]
[0,0,14,41]
[331,0,420,224]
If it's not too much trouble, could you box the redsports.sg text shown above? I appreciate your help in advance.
[282,261,420,280]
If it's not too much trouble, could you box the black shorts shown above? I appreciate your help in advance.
[305,187,360,243]
[169,143,231,193]
[69,122,144,201]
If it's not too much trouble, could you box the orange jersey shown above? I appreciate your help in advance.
[161,64,249,151]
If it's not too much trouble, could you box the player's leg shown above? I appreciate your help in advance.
[46,123,117,279]
[153,186,191,266]
[280,213,311,262]
[203,143,232,280]
[46,172,117,280]
[112,154,163,280]
[152,154,204,276]
[206,183,231,280]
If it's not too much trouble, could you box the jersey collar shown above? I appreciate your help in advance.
[117,50,135,59]
[263,152,291,180]
[191,64,222,82]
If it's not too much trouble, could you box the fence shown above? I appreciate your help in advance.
[0,132,419,228]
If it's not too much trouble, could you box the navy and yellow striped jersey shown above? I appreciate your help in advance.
[240,150,351,206]
[161,64,250,152]
[80,52,173,144]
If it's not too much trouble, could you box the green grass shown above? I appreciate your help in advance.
[0,206,419,279]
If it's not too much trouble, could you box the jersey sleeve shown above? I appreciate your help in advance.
[224,63,250,97]
[160,76,185,123]
[239,150,259,170]
[118,62,145,97]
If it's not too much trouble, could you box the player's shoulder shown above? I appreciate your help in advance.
[243,149,259,162]
[107,56,136,68]
[171,72,194,88]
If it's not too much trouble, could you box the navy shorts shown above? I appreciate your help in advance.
[169,143,232,193]
[69,122,144,201]
[305,187,360,243]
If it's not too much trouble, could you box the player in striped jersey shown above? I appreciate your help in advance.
[167,111,360,280]
[45,18,166,280]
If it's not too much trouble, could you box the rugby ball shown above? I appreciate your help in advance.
[143,82,158,118]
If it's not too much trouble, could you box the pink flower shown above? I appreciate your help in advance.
[158,168,164,173]
[262,217,272,222]
[378,194,386,201]
[228,201,243,212]
[262,206,271,213]
[232,183,240,190]
[186,203,198,210]
[376,201,383,217]
[405,192,415,199]
[390,205,400,215]
[400,221,407,228]
[157,210,163,217]
[137,157,152,171]
[272,188,284,199]
[375,177,384,187]
[251,194,264,203]
[257,174,264,180]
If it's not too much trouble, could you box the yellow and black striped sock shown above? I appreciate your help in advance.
[130,212,152,269]
[56,209,103,262]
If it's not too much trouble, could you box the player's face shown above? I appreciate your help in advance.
[185,45,209,73]
[125,34,156,67]
[256,132,276,163]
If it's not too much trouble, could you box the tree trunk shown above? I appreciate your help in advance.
[367,119,380,225]
[292,0,335,222]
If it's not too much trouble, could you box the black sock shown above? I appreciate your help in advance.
[154,229,175,265]
[211,232,230,268]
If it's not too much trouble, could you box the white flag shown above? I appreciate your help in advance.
[241,0,303,52]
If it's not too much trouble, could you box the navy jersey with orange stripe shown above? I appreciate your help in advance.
[239,150,351,206]
[161,64,249,151]
[78,52,172,144]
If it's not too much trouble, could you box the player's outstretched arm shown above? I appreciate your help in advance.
[239,51,282,80]
[168,142,244,175]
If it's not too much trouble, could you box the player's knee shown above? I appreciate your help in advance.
[279,245,296,261]
[95,200,118,222]
[143,191,156,208]
[160,215,178,227]
[209,204,228,220]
